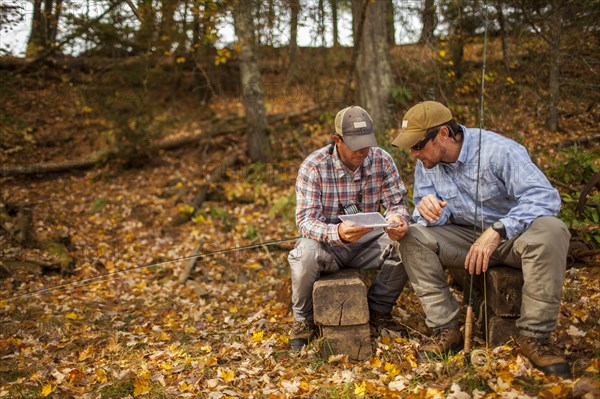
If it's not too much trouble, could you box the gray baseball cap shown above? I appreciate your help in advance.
[334,105,378,151]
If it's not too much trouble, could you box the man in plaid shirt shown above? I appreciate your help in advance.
[288,105,411,351]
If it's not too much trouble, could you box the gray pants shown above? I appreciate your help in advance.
[288,231,408,322]
[397,216,570,338]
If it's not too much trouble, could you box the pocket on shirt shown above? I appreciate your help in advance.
[480,184,501,201]
[438,187,458,203]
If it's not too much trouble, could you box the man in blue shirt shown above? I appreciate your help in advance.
[391,101,571,378]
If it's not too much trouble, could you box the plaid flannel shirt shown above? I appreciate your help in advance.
[413,126,561,239]
[295,144,409,246]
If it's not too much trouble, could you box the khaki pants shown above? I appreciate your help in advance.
[288,231,408,322]
[397,216,570,338]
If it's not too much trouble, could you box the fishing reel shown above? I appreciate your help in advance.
[468,348,492,368]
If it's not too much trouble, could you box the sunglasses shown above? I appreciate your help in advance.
[411,129,440,151]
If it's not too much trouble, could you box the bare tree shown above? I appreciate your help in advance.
[419,0,436,44]
[288,0,300,63]
[495,0,510,64]
[352,0,395,132]
[26,0,64,56]
[385,0,395,46]
[232,0,272,162]
[330,0,339,47]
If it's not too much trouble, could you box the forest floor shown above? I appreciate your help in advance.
[1,42,600,398]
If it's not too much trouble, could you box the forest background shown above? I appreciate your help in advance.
[0,0,599,398]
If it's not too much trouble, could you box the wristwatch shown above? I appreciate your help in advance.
[491,221,507,240]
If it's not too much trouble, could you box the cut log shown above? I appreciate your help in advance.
[313,269,372,360]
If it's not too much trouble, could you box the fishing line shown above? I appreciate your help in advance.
[3,237,299,301]
[464,0,491,364]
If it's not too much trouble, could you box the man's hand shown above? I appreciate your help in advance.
[338,221,373,243]
[465,227,501,275]
[385,215,408,241]
[417,194,447,222]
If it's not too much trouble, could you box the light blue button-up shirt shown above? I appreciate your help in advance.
[413,126,561,239]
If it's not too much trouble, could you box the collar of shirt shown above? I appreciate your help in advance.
[441,125,471,171]
[331,145,373,180]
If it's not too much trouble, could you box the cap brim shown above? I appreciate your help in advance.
[344,133,378,151]
[391,129,426,149]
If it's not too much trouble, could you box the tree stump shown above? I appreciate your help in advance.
[483,267,523,345]
[313,269,372,360]
[450,265,523,346]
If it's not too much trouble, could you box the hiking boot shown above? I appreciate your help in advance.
[369,310,406,338]
[417,326,463,362]
[518,336,571,378]
[289,321,317,351]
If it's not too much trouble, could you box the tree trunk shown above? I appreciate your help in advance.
[318,0,326,46]
[547,5,563,131]
[47,0,62,45]
[495,0,510,64]
[27,0,62,56]
[27,0,43,56]
[449,1,465,78]
[233,0,272,162]
[419,0,436,44]
[158,0,177,54]
[330,0,339,47]
[352,0,395,132]
[385,0,395,46]
[289,0,300,63]
[267,0,275,46]
[135,0,156,53]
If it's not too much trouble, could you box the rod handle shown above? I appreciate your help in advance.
[464,305,474,354]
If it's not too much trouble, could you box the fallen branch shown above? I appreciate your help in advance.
[178,241,203,284]
[170,149,241,226]
[557,134,600,149]
[1,105,320,178]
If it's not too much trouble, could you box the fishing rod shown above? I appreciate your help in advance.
[3,236,299,301]
[464,0,491,367]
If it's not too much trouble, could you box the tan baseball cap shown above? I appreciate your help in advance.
[391,101,453,149]
[334,105,378,151]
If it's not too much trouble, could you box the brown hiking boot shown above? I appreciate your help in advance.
[369,310,406,338]
[417,326,463,361]
[518,336,571,378]
[289,321,317,351]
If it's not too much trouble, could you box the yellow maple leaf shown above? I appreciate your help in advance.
[354,381,366,396]
[65,312,80,320]
[219,368,235,382]
[179,381,194,392]
[133,371,151,397]
[160,363,172,371]
[205,357,218,367]
[385,362,400,379]
[251,331,264,342]
[279,334,289,345]
[546,384,564,396]
[158,332,171,341]
[79,346,94,361]
[369,357,382,369]
[585,359,599,373]
[426,387,444,398]
[248,261,261,270]
[94,369,108,384]
[40,384,54,397]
